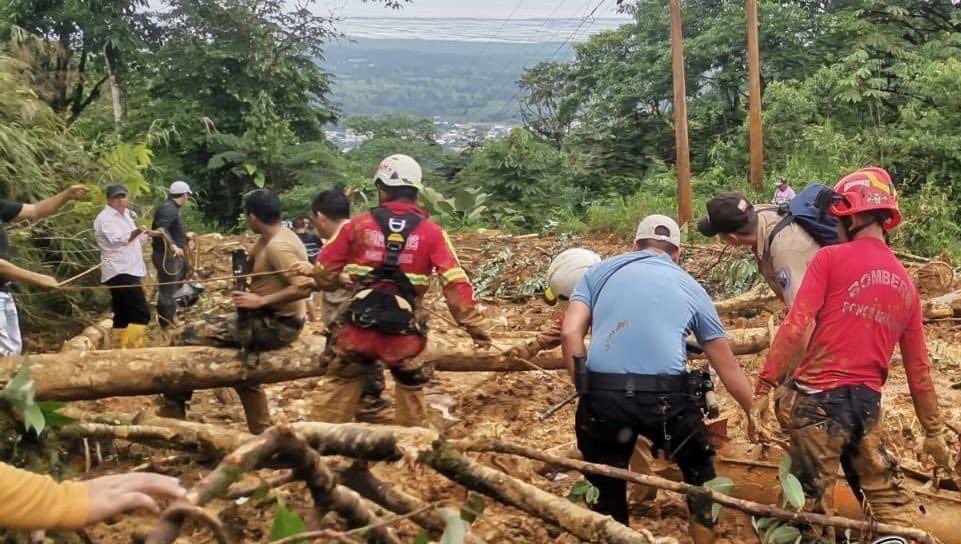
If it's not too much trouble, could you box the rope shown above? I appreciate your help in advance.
[57,267,295,291]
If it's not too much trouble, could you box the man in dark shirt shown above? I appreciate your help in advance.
[151,181,192,328]
[0,185,89,355]
[293,217,322,262]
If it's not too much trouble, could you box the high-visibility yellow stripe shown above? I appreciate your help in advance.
[344,263,430,287]
[344,264,374,276]
[407,273,431,286]
[441,231,462,264]
[440,267,468,284]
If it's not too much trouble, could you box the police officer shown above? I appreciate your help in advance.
[561,214,753,543]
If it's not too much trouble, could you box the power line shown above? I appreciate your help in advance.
[465,0,597,122]
[460,0,582,120]
[490,0,610,123]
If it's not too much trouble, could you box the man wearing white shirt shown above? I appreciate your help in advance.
[94,184,158,348]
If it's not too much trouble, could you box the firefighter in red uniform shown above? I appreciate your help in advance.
[293,154,491,426]
[751,167,953,533]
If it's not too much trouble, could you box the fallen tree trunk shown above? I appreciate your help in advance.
[0,328,772,401]
[924,289,961,319]
[65,418,958,543]
[714,284,778,315]
[60,318,113,352]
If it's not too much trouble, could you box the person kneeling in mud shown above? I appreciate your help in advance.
[160,189,312,434]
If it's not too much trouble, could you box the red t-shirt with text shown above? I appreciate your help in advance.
[759,237,929,393]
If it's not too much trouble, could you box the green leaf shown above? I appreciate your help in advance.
[412,534,431,544]
[752,516,777,532]
[460,493,486,523]
[704,476,734,495]
[780,474,805,511]
[243,163,258,176]
[711,502,722,523]
[766,525,801,544]
[269,499,306,542]
[23,404,45,435]
[585,485,600,505]
[37,401,74,429]
[778,455,791,479]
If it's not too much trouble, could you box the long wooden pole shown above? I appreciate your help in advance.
[746,0,764,190]
[669,0,693,225]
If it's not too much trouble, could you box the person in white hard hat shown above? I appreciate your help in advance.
[504,248,601,361]
[293,154,491,427]
[561,214,753,544]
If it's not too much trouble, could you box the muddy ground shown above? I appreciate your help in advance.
[38,231,961,543]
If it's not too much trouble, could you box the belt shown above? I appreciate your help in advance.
[588,371,688,394]
[0,281,11,293]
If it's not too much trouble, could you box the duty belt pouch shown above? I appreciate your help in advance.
[346,208,423,336]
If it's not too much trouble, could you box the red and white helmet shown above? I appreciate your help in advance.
[830,167,902,230]
[374,154,423,190]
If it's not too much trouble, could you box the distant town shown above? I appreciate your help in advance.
[326,120,515,151]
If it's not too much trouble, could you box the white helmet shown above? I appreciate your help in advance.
[545,248,602,303]
[374,154,423,190]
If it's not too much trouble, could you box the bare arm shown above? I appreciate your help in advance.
[702,337,752,412]
[14,185,88,222]
[233,283,312,310]
[0,259,58,289]
[560,300,592,380]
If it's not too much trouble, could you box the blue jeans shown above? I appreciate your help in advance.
[0,292,22,356]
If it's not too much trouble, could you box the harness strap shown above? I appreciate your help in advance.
[367,207,423,301]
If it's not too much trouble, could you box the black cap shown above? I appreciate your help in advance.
[105,184,129,199]
[696,192,754,236]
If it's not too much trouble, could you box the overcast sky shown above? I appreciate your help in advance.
[317,0,629,19]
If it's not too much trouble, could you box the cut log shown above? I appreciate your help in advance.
[714,283,778,315]
[924,289,961,319]
[61,318,113,352]
[1,328,772,401]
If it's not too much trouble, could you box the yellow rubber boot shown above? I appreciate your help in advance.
[123,324,148,349]
[110,328,127,349]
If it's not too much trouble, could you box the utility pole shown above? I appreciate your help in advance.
[746,0,764,190]
[670,0,692,225]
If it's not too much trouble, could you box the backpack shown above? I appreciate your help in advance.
[765,183,839,252]
[345,207,424,335]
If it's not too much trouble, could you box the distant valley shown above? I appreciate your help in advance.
[322,17,628,124]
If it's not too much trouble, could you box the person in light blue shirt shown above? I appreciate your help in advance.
[570,248,725,376]
[561,214,753,544]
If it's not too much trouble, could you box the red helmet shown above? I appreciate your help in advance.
[830,167,902,230]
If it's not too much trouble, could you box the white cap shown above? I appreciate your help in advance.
[634,214,681,247]
[169,180,192,195]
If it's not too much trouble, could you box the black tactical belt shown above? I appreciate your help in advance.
[588,371,688,394]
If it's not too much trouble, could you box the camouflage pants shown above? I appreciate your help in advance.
[784,384,912,530]
[164,311,305,433]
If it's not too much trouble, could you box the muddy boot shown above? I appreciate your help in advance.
[688,522,716,544]
[235,383,273,434]
[394,384,430,428]
[313,375,365,423]
[357,395,394,424]
[110,327,127,349]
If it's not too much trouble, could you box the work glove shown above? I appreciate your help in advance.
[923,431,955,476]
[747,394,774,445]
